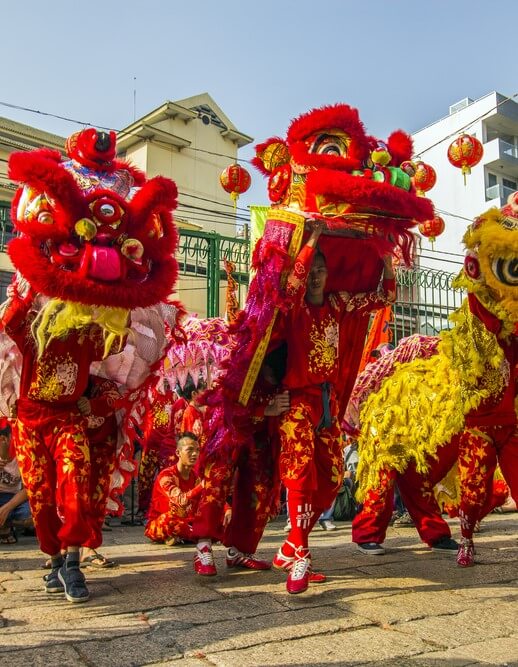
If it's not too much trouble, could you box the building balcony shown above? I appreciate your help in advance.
[485,183,515,204]
[483,138,518,178]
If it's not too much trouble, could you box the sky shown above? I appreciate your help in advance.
[1,0,517,210]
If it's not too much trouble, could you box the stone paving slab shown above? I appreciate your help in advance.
[0,514,516,666]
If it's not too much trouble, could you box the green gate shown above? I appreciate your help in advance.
[176,230,249,318]
[176,229,465,332]
[393,265,464,343]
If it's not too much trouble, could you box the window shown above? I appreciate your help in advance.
[487,173,497,187]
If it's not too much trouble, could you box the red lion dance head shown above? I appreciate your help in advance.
[8,128,178,310]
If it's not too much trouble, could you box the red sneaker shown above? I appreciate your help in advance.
[226,548,271,570]
[272,548,295,571]
[456,538,475,567]
[309,571,327,583]
[194,545,217,576]
[286,548,311,594]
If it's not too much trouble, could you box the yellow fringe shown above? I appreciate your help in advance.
[31,299,130,359]
[356,300,506,501]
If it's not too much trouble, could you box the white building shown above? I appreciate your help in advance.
[412,91,518,271]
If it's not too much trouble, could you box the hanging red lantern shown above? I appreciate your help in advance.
[418,215,445,246]
[447,133,483,185]
[412,161,437,196]
[220,164,251,206]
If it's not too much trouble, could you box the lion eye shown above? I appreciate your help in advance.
[492,257,518,286]
[309,133,348,158]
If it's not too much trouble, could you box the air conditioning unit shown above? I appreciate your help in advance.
[449,98,474,115]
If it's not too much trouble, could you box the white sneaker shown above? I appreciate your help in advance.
[319,520,337,531]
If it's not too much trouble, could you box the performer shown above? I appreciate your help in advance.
[145,432,203,544]
[272,219,396,594]
[2,127,180,603]
[3,282,122,602]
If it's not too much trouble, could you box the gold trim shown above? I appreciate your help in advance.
[238,208,305,405]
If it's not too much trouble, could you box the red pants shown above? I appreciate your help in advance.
[83,434,117,549]
[144,509,194,543]
[223,431,277,554]
[14,413,92,555]
[279,396,343,550]
[353,436,459,546]
[458,425,518,539]
[192,427,277,551]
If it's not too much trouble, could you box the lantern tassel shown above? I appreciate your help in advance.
[230,191,239,209]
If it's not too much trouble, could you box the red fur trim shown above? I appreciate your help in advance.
[8,237,178,308]
[9,150,88,237]
[386,130,413,166]
[129,176,179,258]
[287,104,370,163]
[306,169,434,222]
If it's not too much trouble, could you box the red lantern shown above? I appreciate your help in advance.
[418,215,445,247]
[220,164,251,206]
[447,133,483,185]
[412,161,437,196]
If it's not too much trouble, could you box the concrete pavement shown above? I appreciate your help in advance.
[1,514,517,667]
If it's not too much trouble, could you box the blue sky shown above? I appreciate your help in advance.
[1,0,517,207]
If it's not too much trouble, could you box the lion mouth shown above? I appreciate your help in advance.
[88,246,122,281]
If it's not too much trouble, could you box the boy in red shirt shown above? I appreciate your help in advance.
[145,432,203,544]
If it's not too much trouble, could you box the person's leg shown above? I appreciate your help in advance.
[397,440,459,548]
[52,421,93,602]
[308,419,343,533]
[457,429,497,567]
[13,419,62,556]
[145,511,193,543]
[224,436,272,569]
[496,432,518,509]
[83,434,117,552]
[278,403,316,554]
[352,469,397,551]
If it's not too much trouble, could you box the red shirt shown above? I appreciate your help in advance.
[147,464,202,520]
[275,244,395,392]
[3,296,106,408]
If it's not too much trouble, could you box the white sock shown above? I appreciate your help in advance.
[197,539,212,551]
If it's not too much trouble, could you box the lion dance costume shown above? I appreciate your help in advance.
[190,103,434,592]
[1,128,179,601]
[355,193,518,567]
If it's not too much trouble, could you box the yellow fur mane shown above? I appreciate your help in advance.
[355,300,507,501]
[31,299,130,359]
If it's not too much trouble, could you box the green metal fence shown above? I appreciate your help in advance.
[393,265,464,343]
[177,229,249,317]
[177,229,465,331]
[0,202,14,253]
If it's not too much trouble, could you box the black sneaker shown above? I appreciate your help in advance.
[44,568,65,594]
[430,536,458,552]
[58,564,90,603]
[357,542,386,555]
